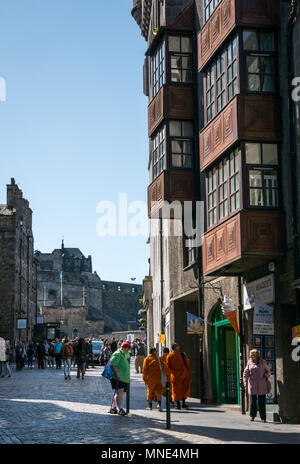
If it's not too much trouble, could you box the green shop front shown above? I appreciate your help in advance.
[211,305,240,404]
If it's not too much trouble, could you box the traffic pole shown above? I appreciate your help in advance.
[126,383,130,415]
[166,381,171,429]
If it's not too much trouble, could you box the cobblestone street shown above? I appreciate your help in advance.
[0,362,299,444]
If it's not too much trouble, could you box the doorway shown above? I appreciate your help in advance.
[211,305,239,404]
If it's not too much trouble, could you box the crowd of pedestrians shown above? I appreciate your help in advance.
[0,335,273,423]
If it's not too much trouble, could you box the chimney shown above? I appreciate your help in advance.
[7,178,20,208]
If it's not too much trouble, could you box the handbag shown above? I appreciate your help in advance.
[102,360,114,380]
[157,356,166,387]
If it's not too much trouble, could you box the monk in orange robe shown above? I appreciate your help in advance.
[166,343,192,409]
[142,347,166,411]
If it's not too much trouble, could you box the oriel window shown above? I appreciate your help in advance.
[204,0,221,22]
[205,36,238,123]
[152,40,165,99]
[169,120,194,169]
[243,30,276,93]
[168,36,193,84]
[152,125,166,180]
[246,143,279,207]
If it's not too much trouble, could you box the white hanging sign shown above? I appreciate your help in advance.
[244,274,275,310]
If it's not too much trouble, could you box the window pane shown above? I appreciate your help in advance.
[249,170,262,187]
[183,155,192,168]
[260,31,275,51]
[182,70,193,83]
[171,55,181,69]
[247,56,260,73]
[171,69,181,82]
[181,37,192,53]
[172,140,182,153]
[250,189,263,206]
[181,56,192,69]
[170,120,181,136]
[183,140,193,154]
[246,143,261,164]
[169,36,180,52]
[172,155,182,167]
[182,121,193,137]
[262,144,278,164]
[243,30,258,50]
[248,74,260,91]
[261,74,275,92]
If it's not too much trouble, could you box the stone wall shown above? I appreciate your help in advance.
[0,179,37,343]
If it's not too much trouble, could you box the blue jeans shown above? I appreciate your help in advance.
[63,359,71,377]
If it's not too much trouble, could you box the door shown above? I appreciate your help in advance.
[212,316,239,404]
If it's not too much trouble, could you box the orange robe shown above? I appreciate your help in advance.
[142,354,163,402]
[166,350,192,402]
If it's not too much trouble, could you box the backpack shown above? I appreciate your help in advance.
[102,360,114,380]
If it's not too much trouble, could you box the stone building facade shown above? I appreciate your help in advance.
[0,179,37,343]
[36,245,142,337]
[133,0,300,422]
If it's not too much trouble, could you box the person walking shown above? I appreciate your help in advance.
[166,343,192,410]
[15,341,24,371]
[135,339,146,374]
[27,344,35,368]
[75,338,89,380]
[54,339,63,369]
[142,347,167,411]
[37,341,46,369]
[72,339,78,367]
[48,342,55,369]
[44,339,50,368]
[61,339,73,380]
[87,339,95,369]
[243,349,271,422]
[109,342,131,416]
[110,338,118,353]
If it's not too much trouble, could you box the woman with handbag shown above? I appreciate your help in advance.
[142,347,167,412]
[243,349,271,422]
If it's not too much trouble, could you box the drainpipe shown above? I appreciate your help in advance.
[238,276,246,414]
[160,216,164,353]
[287,0,300,324]
[193,27,205,402]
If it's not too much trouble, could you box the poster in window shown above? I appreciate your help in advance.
[267,361,274,373]
[265,335,274,348]
[253,335,263,347]
[265,348,274,360]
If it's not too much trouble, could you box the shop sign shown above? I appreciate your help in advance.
[244,274,275,310]
[187,312,204,335]
[17,319,27,329]
[253,300,274,335]
[37,316,44,324]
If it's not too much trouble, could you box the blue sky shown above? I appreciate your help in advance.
[0,0,150,284]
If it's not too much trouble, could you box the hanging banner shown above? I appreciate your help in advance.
[244,274,275,310]
[159,334,165,344]
[253,300,274,335]
[187,313,204,335]
[225,310,240,337]
[221,296,240,336]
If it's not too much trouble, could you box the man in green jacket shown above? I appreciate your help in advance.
[109,342,130,416]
